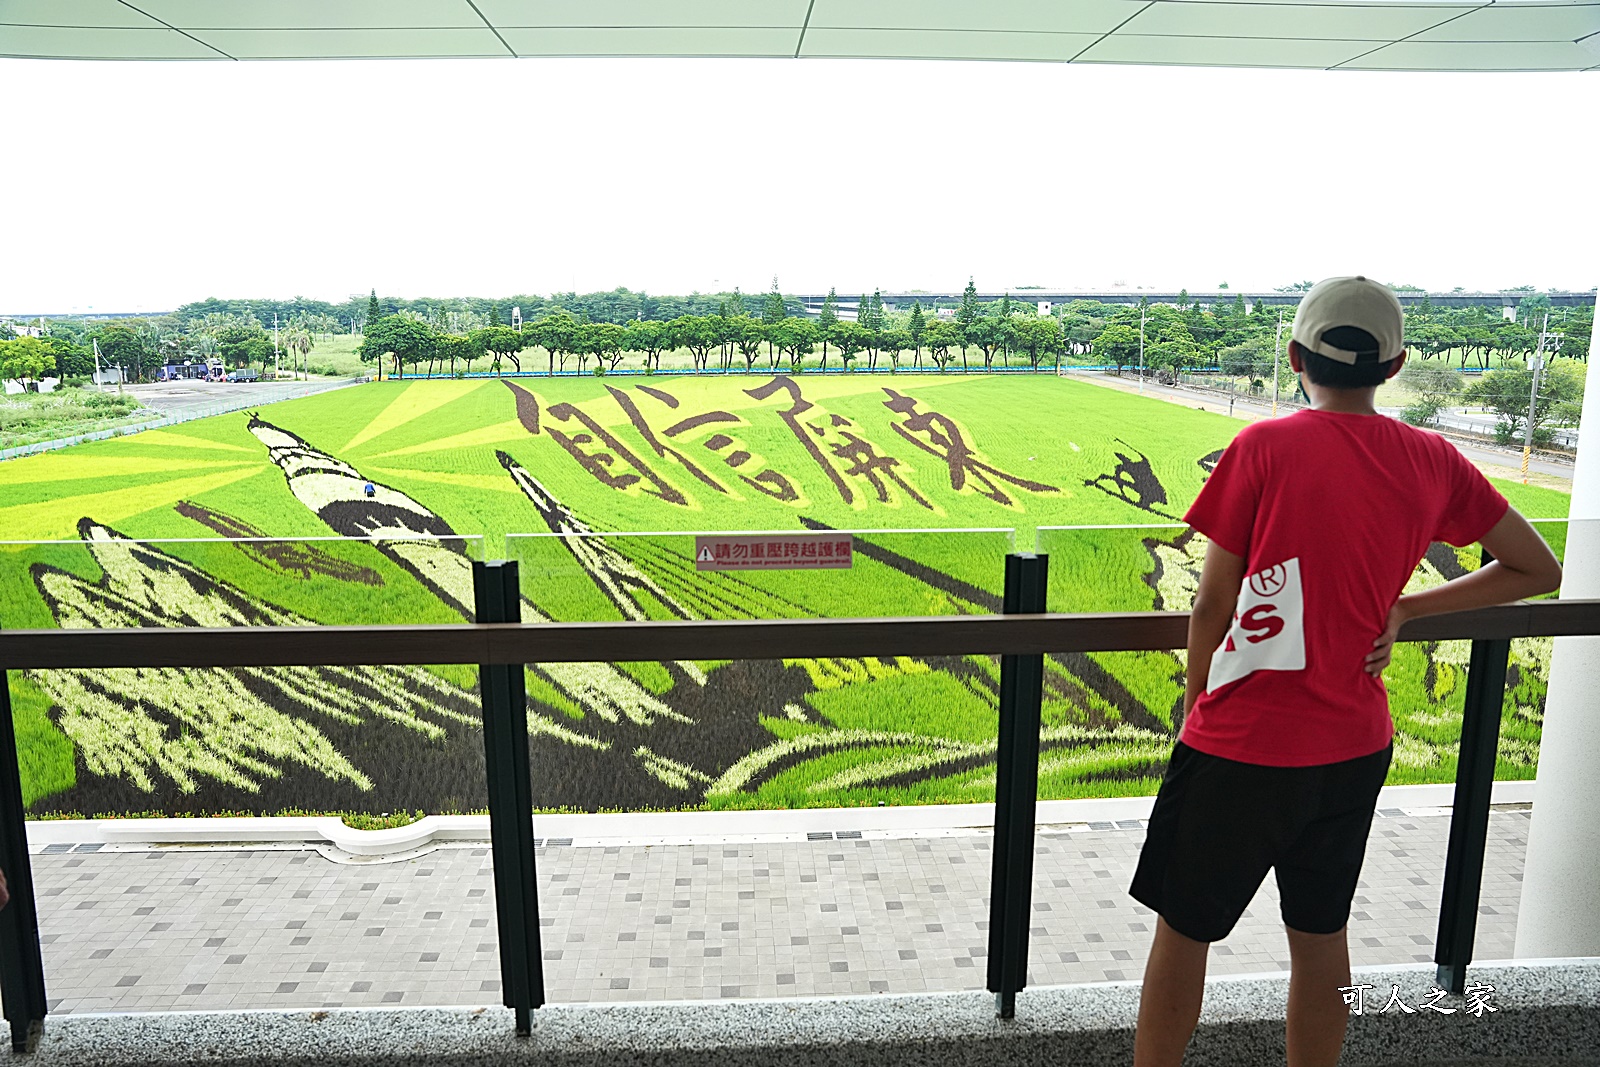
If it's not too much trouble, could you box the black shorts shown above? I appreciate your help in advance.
[1129,740,1393,944]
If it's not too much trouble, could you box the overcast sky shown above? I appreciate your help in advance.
[2,56,1595,313]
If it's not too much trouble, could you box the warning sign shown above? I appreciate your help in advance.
[694,533,853,571]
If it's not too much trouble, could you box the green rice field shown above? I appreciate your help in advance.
[0,373,1570,817]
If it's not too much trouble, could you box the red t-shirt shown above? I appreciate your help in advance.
[1180,409,1509,767]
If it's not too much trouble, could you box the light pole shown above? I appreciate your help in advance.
[1271,307,1286,417]
[1137,303,1147,394]
[1522,311,1552,484]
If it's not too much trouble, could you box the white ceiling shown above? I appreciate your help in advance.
[2,0,1597,70]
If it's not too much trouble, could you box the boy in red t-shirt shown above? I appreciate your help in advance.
[1129,277,1562,1067]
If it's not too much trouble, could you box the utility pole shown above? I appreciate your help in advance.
[92,338,104,391]
[1521,311,1552,484]
[1137,303,1147,394]
[272,312,281,380]
[1271,308,1285,417]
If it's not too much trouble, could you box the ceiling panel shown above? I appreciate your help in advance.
[1124,2,1475,40]
[135,1,481,30]
[1080,32,1371,66]
[0,24,222,58]
[192,27,508,58]
[1410,3,1600,41]
[2,0,1598,69]
[0,1,162,29]
[1338,38,1598,66]
[477,0,809,29]
[499,26,796,55]
[809,0,1145,35]
[801,27,1101,60]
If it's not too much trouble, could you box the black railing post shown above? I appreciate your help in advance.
[1435,552,1513,994]
[473,561,544,1034]
[987,552,1049,1019]
[0,667,46,1053]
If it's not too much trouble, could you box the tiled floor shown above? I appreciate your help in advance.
[29,806,1531,1014]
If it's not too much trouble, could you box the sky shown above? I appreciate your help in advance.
[1,55,1597,314]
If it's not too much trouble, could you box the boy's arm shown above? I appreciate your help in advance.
[1184,539,1246,714]
[1365,508,1563,675]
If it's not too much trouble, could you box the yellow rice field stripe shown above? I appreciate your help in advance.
[367,418,528,459]
[0,464,264,543]
[121,430,259,454]
[342,380,488,452]
[0,454,242,486]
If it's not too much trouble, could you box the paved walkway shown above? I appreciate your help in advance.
[29,805,1530,1015]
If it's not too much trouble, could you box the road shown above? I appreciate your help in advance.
[1070,371,1576,487]
[121,377,358,418]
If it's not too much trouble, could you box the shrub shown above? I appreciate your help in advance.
[1401,399,1443,427]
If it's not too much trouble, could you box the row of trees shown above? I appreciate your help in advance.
[354,281,1087,379]
[13,280,1592,386]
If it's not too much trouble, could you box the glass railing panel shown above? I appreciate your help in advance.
[501,528,1016,1001]
[2,534,484,819]
[503,528,1015,816]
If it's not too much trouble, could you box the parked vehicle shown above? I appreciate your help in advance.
[224,368,260,383]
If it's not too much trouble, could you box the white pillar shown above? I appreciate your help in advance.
[1514,345,1600,958]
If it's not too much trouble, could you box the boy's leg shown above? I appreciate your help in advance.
[1275,745,1392,1067]
[1133,917,1210,1067]
[1285,924,1351,1067]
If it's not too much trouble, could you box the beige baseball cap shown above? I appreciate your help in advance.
[1290,276,1405,365]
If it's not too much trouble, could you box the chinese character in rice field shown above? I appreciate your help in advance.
[505,380,801,505]
[543,396,690,506]
[612,384,801,503]
[880,388,1059,506]
[746,376,930,510]
[1083,438,1177,519]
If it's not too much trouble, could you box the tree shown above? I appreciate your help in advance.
[669,315,719,373]
[878,327,910,372]
[1464,360,1585,446]
[907,300,926,369]
[770,317,818,371]
[924,319,962,373]
[282,326,313,380]
[41,335,93,379]
[829,321,868,372]
[624,319,668,372]
[967,315,1008,369]
[1219,338,1270,384]
[817,288,838,367]
[762,277,785,325]
[527,313,576,374]
[730,317,765,370]
[1091,323,1140,375]
[94,322,155,381]
[1012,316,1063,371]
[587,322,627,372]
[1397,359,1463,426]
[0,337,52,388]
[359,316,437,380]
[365,289,381,333]
[957,277,980,333]
[472,325,524,375]
[436,334,478,377]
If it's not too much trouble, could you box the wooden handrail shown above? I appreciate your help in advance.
[2,600,1597,670]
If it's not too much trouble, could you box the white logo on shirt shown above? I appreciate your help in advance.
[1206,557,1307,694]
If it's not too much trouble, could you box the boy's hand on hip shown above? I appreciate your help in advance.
[1366,600,1411,675]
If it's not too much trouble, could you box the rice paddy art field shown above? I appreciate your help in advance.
[0,374,1570,818]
